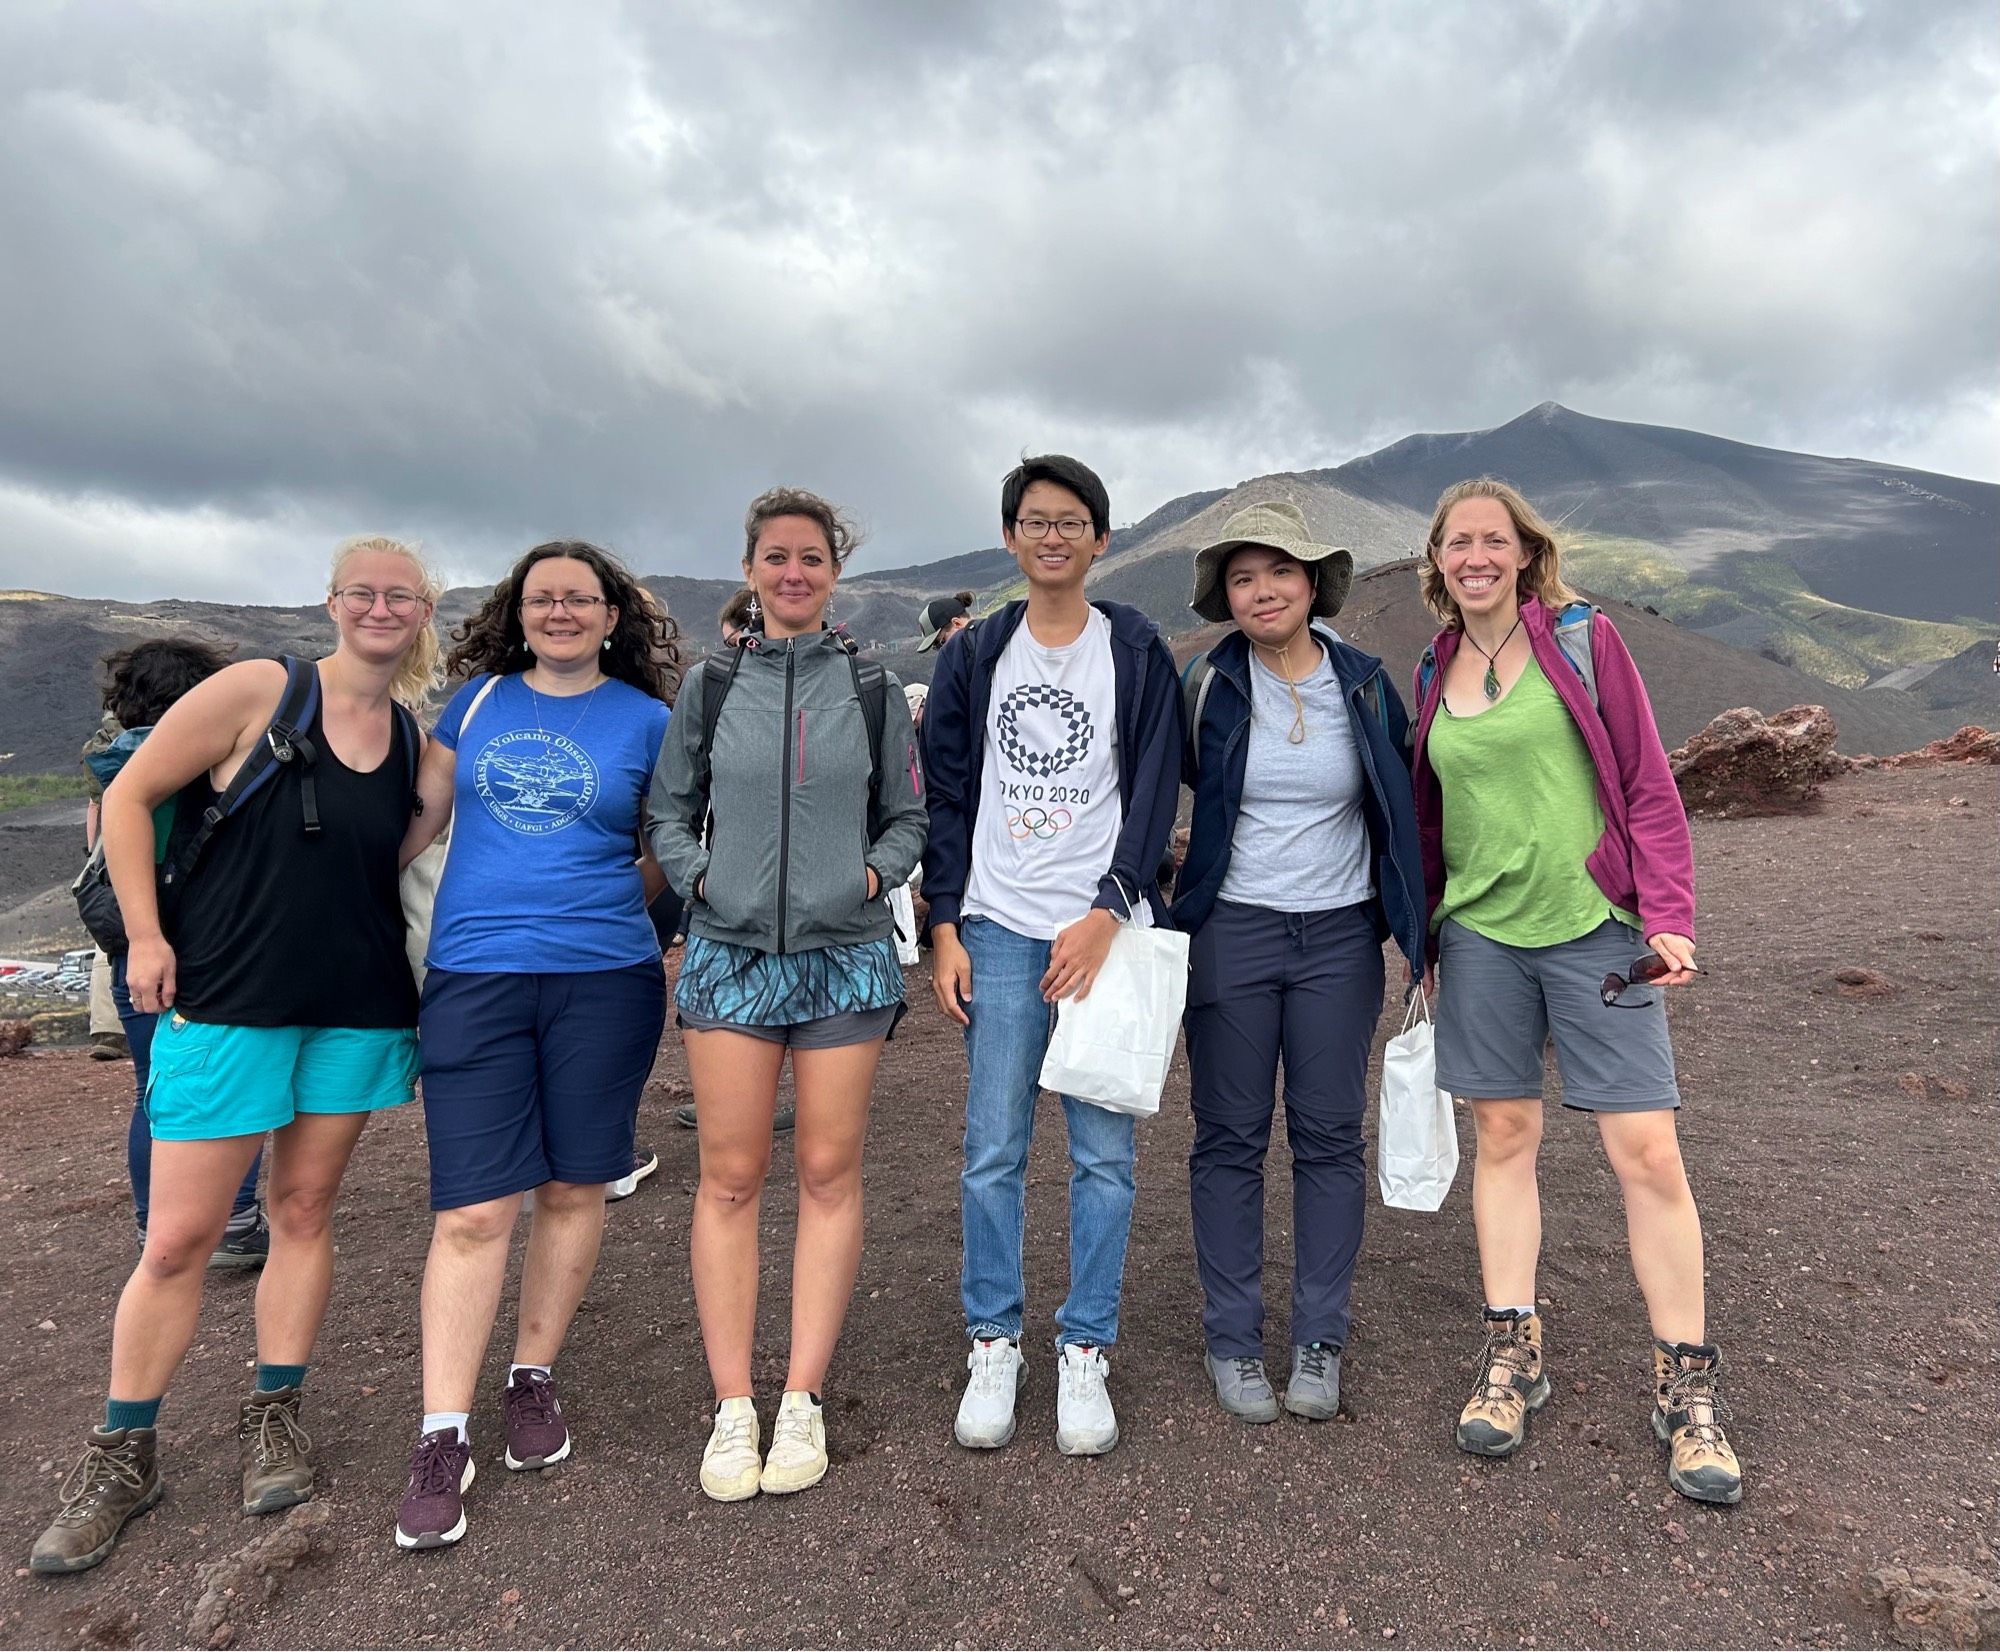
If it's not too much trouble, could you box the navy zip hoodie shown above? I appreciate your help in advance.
[1170,624,1427,971]
[920,599,1184,930]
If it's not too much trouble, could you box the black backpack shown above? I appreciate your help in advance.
[72,657,419,954]
[693,641,890,842]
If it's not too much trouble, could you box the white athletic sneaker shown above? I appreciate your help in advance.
[954,1338,1026,1449]
[759,1391,827,1495]
[1055,1343,1118,1456]
[605,1148,659,1202]
[699,1396,761,1502]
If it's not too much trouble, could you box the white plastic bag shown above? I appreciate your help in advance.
[1037,887,1189,1118]
[1377,988,1459,1210]
[888,880,921,967]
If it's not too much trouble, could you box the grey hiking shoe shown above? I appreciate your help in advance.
[1284,1342,1342,1420]
[239,1386,315,1515]
[29,1426,163,1574]
[1204,1352,1280,1424]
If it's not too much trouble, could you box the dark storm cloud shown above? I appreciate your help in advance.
[0,0,1991,600]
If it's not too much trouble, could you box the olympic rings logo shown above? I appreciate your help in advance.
[1007,806,1073,840]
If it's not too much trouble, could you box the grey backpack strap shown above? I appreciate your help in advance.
[1553,602,1600,709]
[1180,653,1216,784]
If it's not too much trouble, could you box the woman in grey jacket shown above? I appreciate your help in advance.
[650,487,926,1504]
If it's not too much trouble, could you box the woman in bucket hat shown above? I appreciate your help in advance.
[1408,477,1740,1505]
[1172,500,1425,1424]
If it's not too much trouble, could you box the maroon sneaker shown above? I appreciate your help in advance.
[503,1369,571,1470]
[394,1429,473,1551]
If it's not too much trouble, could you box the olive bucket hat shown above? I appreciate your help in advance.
[1187,499,1354,624]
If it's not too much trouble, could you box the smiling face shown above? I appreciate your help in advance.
[1222,545,1314,650]
[1433,496,1533,622]
[519,555,617,668]
[327,546,433,670]
[746,514,837,637]
[1004,479,1108,594]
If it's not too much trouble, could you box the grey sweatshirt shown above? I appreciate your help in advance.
[648,630,928,954]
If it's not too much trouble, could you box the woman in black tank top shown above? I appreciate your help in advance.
[30,537,443,1578]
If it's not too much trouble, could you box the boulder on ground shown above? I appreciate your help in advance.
[1883,726,1998,768]
[0,1020,31,1057]
[1669,705,1839,817]
[1858,1562,2000,1649]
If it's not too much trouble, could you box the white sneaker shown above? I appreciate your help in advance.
[605,1148,659,1202]
[1055,1343,1118,1456]
[759,1390,827,1495]
[699,1396,761,1502]
[954,1338,1026,1449]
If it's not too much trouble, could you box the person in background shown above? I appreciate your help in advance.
[921,455,1182,1459]
[718,586,757,649]
[80,714,130,1063]
[651,487,926,1503]
[32,537,439,1576]
[1172,502,1425,1425]
[85,640,269,1263]
[1410,476,1741,1506]
[915,592,974,656]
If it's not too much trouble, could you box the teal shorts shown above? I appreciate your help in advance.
[146,1015,420,1141]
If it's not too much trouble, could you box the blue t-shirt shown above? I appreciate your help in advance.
[428,673,671,973]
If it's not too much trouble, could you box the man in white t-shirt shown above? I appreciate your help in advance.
[919,455,1184,1458]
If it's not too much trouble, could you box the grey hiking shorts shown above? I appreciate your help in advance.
[1434,918,1681,1112]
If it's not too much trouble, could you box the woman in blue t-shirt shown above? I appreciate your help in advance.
[392,541,681,1553]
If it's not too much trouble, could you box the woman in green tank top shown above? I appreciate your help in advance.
[1409,478,1742,1510]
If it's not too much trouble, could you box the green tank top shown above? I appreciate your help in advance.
[1428,657,1637,946]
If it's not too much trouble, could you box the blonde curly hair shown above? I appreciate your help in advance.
[328,535,445,710]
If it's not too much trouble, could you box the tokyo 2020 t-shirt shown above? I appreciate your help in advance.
[428,673,670,973]
[962,608,1144,941]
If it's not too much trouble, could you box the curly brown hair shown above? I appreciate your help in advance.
[446,541,683,703]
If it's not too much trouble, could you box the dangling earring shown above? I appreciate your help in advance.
[746,593,762,624]
[601,637,611,650]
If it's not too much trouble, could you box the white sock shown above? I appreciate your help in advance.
[509,1363,551,1384]
[420,1411,468,1443]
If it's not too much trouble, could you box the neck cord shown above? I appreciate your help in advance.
[1462,614,1523,702]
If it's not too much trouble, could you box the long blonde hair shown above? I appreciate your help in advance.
[1418,477,1578,630]
[328,535,445,709]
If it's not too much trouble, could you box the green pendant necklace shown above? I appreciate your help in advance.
[1464,615,1523,702]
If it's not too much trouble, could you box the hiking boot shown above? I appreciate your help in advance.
[1456,1308,1550,1457]
[209,1212,270,1271]
[502,1368,571,1470]
[29,1426,162,1574]
[239,1387,314,1515]
[89,1031,129,1061]
[1284,1342,1342,1421]
[759,1391,827,1495]
[700,1396,762,1502]
[673,1102,698,1129]
[1653,1340,1743,1505]
[1204,1352,1280,1423]
[1055,1343,1118,1456]
[394,1428,473,1550]
[954,1337,1026,1449]
[605,1148,659,1201]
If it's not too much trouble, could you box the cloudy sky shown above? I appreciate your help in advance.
[1,0,1994,602]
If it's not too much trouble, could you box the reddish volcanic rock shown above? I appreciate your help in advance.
[1669,705,1841,817]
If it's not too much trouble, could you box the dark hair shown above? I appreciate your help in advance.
[1000,454,1110,540]
[743,487,861,568]
[447,540,683,702]
[718,586,758,632]
[99,637,235,728]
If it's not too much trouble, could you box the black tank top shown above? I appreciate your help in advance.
[171,691,419,1028]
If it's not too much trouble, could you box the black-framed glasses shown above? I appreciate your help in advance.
[1014,516,1093,541]
[1600,952,1706,1008]
[521,594,607,614]
[332,585,425,616]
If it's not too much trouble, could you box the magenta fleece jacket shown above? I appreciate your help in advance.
[1409,596,1696,955]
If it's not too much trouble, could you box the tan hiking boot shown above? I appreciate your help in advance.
[29,1427,163,1574]
[1653,1340,1743,1504]
[240,1386,315,1515]
[1456,1308,1551,1456]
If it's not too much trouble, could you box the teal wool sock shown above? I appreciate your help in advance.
[255,1363,308,1393]
[105,1396,162,1433]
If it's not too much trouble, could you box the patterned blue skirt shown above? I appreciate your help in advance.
[674,935,903,1027]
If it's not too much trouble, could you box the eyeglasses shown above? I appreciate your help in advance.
[1600,952,1707,1008]
[332,586,426,616]
[521,594,607,614]
[1014,517,1093,541]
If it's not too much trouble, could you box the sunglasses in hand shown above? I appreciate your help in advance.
[1600,951,1707,1008]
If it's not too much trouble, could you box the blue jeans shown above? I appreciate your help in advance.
[958,915,1137,1350]
[112,953,261,1230]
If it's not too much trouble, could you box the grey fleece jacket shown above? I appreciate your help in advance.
[648,630,928,955]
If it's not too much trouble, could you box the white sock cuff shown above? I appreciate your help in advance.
[420,1411,469,1443]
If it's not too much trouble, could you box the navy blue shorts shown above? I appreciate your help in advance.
[419,962,667,1210]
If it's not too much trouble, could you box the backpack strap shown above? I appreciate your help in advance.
[1180,653,1216,785]
[1358,668,1386,733]
[394,702,421,815]
[844,651,889,840]
[1416,643,1439,713]
[1553,602,1600,709]
[695,648,746,847]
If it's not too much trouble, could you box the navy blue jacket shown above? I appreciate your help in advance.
[920,599,1184,930]
[1170,625,1427,971]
